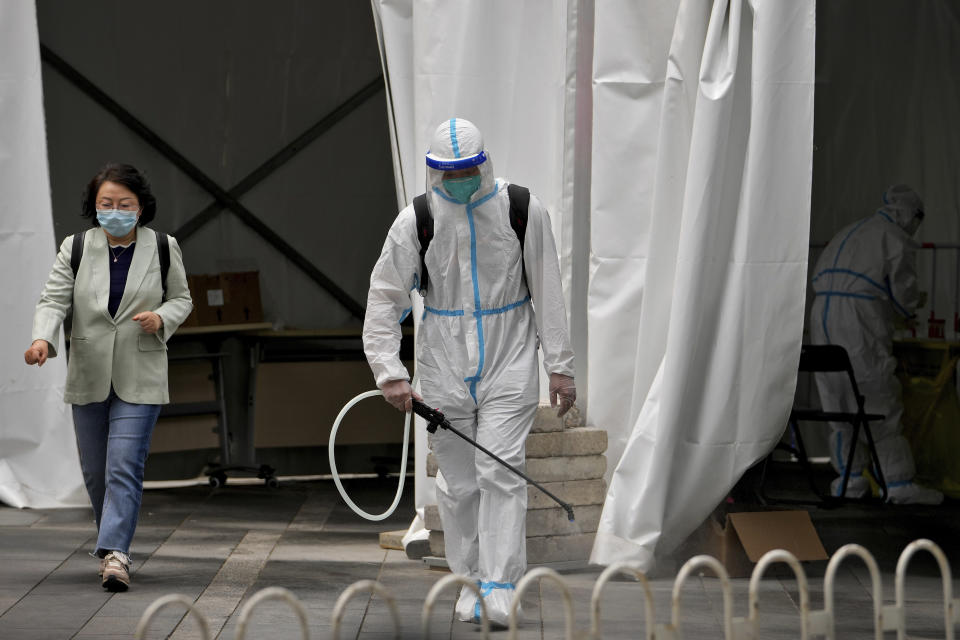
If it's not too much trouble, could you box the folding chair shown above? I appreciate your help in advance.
[758,344,889,504]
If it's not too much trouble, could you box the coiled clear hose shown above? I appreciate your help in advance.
[328,389,412,521]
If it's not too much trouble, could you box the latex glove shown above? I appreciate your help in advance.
[133,311,164,334]
[381,379,424,412]
[24,340,49,367]
[549,373,577,417]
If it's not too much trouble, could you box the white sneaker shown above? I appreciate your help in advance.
[830,474,870,498]
[886,482,944,505]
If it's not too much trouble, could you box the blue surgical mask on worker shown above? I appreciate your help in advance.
[97,209,138,236]
[443,176,482,204]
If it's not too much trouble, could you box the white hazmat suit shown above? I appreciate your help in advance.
[363,119,575,625]
[809,185,941,504]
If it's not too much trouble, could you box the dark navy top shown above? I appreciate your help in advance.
[107,242,135,317]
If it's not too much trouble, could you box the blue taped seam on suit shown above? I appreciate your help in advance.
[425,296,530,318]
[399,308,411,323]
[821,217,872,342]
[814,291,876,301]
[475,582,516,621]
[424,306,465,317]
[876,210,894,225]
[480,295,531,315]
[466,201,484,403]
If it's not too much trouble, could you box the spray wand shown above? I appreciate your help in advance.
[412,399,576,522]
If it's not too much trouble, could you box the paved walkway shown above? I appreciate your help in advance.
[1,477,958,638]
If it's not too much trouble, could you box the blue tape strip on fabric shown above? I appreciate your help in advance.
[424,306,464,317]
[481,295,531,315]
[466,201,484,403]
[821,216,872,343]
[426,296,531,318]
[475,582,516,620]
[814,291,876,300]
[449,118,461,158]
[876,210,894,224]
[425,150,487,171]
[813,269,913,318]
[813,268,889,295]
[399,307,411,323]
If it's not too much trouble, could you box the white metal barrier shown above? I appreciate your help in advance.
[590,561,656,640]
[656,555,734,640]
[330,578,401,640]
[817,543,884,639]
[509,567,577,640]
[134,538,958,639]
[883,539,960,640]
[235,586,310,640]
[422,574,490,638]
[134,593,211,640]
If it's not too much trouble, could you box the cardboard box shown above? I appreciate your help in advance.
[684,510,828,578]
[185,272,263,326]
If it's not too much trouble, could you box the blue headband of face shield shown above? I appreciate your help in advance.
[425,150,487,171]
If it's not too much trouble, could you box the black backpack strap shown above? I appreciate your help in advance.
[507,184,530,289]
[70,232,84,279]
[155,230,170,301]
[413,194,433,294]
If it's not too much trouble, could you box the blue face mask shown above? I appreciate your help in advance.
[443,175,482,204]
[96,209,139,237]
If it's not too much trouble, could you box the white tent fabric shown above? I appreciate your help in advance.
[0,2,86,509]
[369,0,580,539]
[590,0,815,567]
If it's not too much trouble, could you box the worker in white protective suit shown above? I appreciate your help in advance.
[363,118,576,626]
[809,184,943,505]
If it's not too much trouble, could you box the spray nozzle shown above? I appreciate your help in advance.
[564,504,575,522]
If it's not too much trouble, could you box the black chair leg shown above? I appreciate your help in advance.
[837,421,862,499]
[790,420,823,500]
[861,423,888,502]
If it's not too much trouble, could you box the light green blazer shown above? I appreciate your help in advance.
[32,226,194,405]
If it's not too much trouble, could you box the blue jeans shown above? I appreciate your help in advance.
[72,389,160,556]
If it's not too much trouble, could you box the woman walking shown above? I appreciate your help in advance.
[24,163,193,591]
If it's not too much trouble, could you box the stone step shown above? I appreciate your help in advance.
[424,504,603,537]
[378,529,405,551]
[525,428,607,458]
[426,453,605,482]
[428,530,595,564]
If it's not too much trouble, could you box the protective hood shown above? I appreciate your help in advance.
[879,184,924,231]
[425,118,496,206]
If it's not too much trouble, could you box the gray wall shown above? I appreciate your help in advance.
[38,1,399,329]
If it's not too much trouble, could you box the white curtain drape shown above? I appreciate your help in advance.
[369,0,579,536]
[0,1,86,508]
[590,0,815,567]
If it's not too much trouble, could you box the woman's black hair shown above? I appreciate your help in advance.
[80,163,157,227]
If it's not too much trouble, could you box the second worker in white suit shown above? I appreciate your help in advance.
[363,118,576,626]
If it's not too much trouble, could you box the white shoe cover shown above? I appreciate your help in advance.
[830,474,870,498]
[455,586,479,623]
[886,482,944,505]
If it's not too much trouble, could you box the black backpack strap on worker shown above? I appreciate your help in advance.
[155,230,170,301]
[506,184,530,288]
[70,232,84,279]
[413,194,433,294]
[413,185,530,295]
